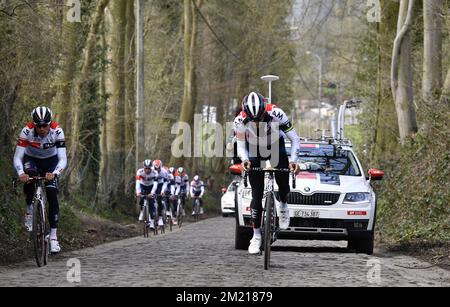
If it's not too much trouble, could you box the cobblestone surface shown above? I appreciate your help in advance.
[0,217,448,287]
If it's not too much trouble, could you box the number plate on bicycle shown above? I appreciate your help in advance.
[294,210,320,218]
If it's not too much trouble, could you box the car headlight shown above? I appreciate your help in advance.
[242,189,252,199]
[344,192,371,203]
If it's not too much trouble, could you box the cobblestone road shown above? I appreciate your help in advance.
[0,217,448,287]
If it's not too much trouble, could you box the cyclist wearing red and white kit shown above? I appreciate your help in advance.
[234,92,300,255]
[13,106,67,253]
[190,175,205,215]
[136,159,157,228]
[175,167,189,216]
[165,167,180,224]
[151,160,169,227]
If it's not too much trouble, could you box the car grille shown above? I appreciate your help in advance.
[286,192,341,206]
[290,218,369,230]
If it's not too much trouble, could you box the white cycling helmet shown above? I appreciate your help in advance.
[32,106,53,126]
[242,92,266,120]
[177,167,184,175]
[193,175,200,181]
[168,167,175,174]
[143,160,152,168]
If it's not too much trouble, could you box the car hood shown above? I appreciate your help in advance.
[273,172,370,194]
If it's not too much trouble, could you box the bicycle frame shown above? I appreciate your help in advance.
[243,167,295,270]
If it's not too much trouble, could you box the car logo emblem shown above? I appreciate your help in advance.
[304,187,310,192]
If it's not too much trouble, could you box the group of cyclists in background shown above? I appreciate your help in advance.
[135,159,206,231]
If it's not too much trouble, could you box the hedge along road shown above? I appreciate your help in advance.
[0,217,448,287]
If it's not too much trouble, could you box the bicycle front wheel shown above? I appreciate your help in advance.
[143,205,149,238]
[32,199,47,267]
[263,194,274,270]
[177,202,183,228]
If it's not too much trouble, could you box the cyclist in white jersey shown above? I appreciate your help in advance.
[150,160,169,227]
[234,92,300,255]
[13,106,67,253]
[135,159,157,229]
[190,175,205,215]
[175,167,189,217]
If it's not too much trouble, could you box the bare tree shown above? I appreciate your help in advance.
[423,0,443,101]
[391,0,418,143]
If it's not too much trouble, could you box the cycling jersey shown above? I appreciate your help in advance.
[175,172,189,195]
[14,122,67,176]
[165,171,177,195]
[151,168,169,194]
[234,105,300,163]
[135,168,157,194]
[190,180,204,198]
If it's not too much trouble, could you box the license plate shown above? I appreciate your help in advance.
[294,210,320,218]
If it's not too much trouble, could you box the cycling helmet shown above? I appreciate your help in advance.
[242,92,266,120]
[153,160,162,170]
[168,167,175,174]
[32,106,52,126]
[177,167,184,175]
[193,175,200,181]
[143,159,152,168]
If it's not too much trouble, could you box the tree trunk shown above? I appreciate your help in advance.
[124,0,136,194]
[53,16,81,133]
[135,0,145,169]
[67,0,110,190]
[170,0,202,168]
[441,66,450,104]
[422,0,443,101]
[104,0,127,204]
[391,0,418,143]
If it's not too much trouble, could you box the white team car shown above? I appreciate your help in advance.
[231,139,384,255]
[221,180,239,217]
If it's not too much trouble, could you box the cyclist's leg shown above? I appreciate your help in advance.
[248,159,264,229]
[149,197,156,220]
[171,198,177,218]
[273,152,290,202]
[42,155,60,240]
[156,196,164,219]
[23,156,39,212]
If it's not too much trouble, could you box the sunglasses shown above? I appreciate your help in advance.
[36,124,49,129]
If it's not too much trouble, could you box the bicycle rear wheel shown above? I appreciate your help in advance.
[263,195,274,270]
[32,199,47,267]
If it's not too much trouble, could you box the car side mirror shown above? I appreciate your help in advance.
[368,168,384,181]
[228,164,242,176]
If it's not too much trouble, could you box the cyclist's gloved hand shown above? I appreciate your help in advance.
[289,162,300,174]
[241,160,251,172]
[19,173,30,183]
[45,173,55,181]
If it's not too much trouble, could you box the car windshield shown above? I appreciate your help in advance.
[228,182,237,191]
[296,144,362,176]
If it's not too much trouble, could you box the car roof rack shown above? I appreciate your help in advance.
[297,98,362,148]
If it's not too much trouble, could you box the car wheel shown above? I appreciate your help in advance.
[222,213,228,218]
[348,233,374,255]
